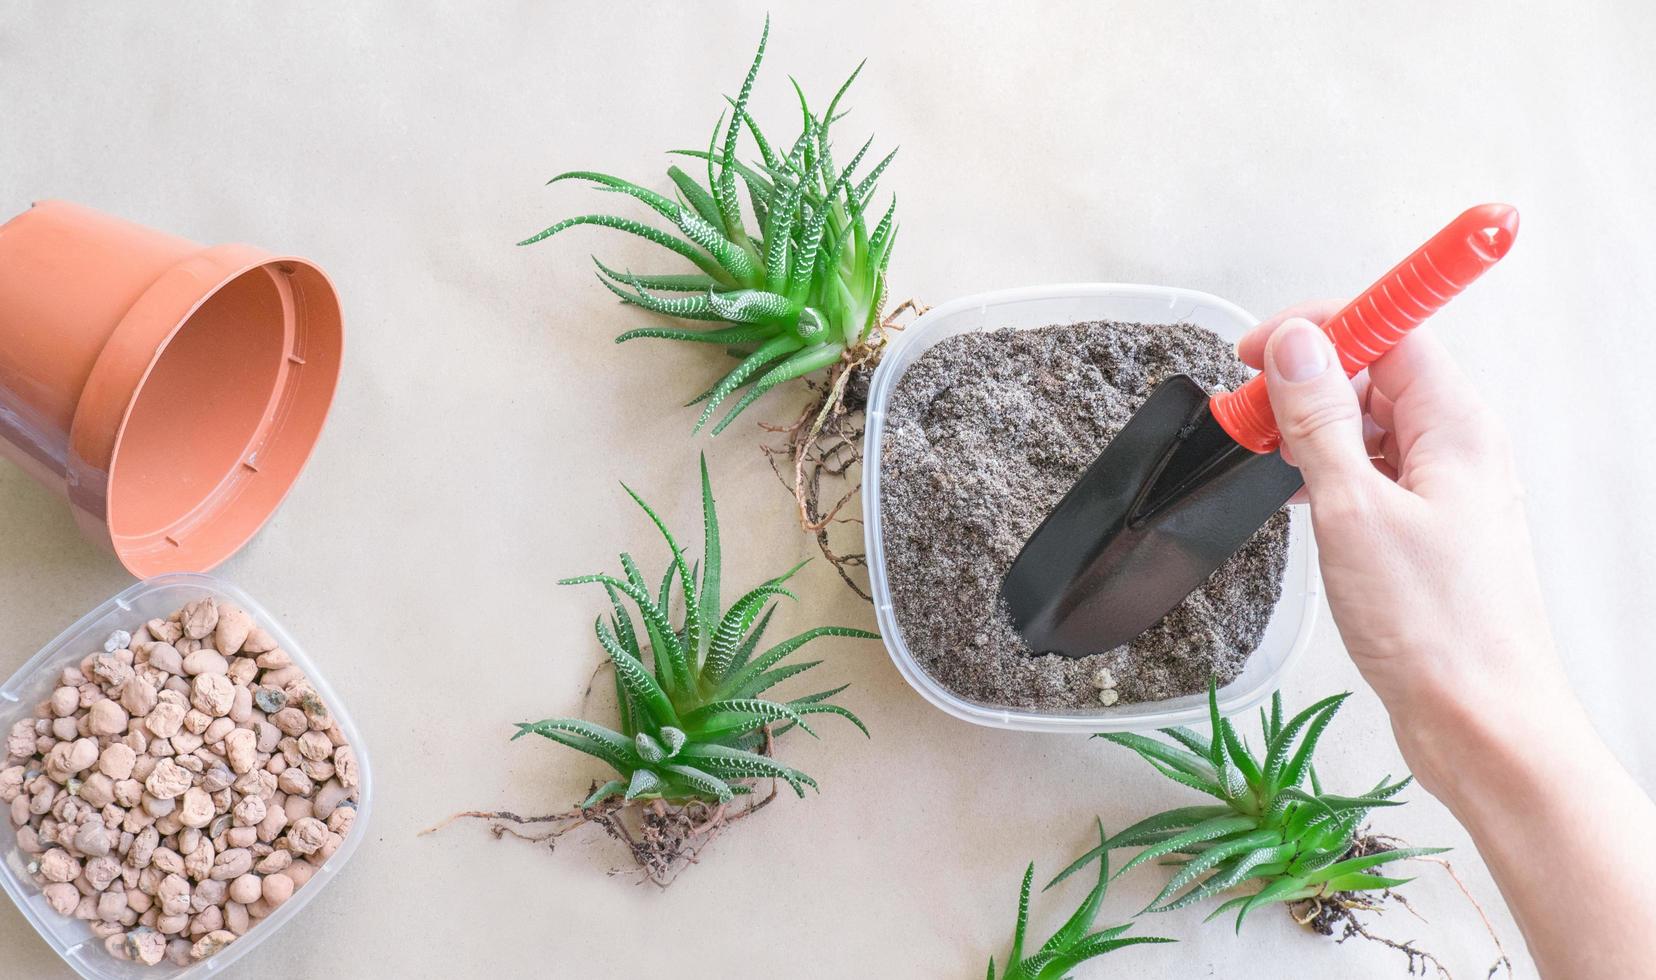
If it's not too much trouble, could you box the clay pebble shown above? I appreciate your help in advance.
[2,598,358,967]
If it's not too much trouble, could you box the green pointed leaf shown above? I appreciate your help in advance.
[711,343,848,434]
[621,483,703,681]
[689,336,801,425]
[597,271,725,321]
[696,454,722,645]
[1158,726,1211,756]
[560,573,688,700]
[673,207,758,282]
[1045,936,1175,975]
[1263,692,1349,789]
[615,323,774,345]
[1308,847,1448,885]
[737,659,822,698]
[1096,732,1218,783]
[581,779,626,808]
[682,698,816,741]
[594,258,721,293]
[1042,821,1111,954]
[716,16,769,235]
[707,288,797,323]
[1009,862,1033,965]
[867,195,897,263]
[677,743,818,797]
[595,617,678,729]
[662,763,734,803]
[1147,829,1280,912]
[548,170,679,219]
[600,583,640,662]
[1278,698,1350,792]
[1219,718,1262,788]
[761,121,815,294]
[668,165,722,228]
[1324,872,1413,893]
[512,719,638,774]
[1205,894,1251,924]
[518,214,727,280]
[1147,761,1232,802]
[705,583,797,678]
[786,682,851,706]
[722,604,778,676]
[786,701,868,738]
[715,625,876,697]
[624,767,662,800]
[1234,876,1313,932]
[1113,816,1257,881]
[1156,842,1299,913]
[1046,805,1230,890]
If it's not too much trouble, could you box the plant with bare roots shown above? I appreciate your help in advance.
[1050,683,1512,976]
[428,457,877,885]
[758,298,927,599]
[520,17,898,436]
[1051,683,1442,926]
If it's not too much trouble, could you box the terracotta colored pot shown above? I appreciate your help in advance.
[0,200,343,576]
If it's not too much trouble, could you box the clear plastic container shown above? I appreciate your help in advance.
[862,283,1321,733]
[0,573,372,979]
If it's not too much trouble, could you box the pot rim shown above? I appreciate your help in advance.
[74,248,342,576]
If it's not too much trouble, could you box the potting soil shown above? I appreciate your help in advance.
[878,319,1290,710]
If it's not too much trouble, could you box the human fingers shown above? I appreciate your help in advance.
[1365,328,1501,463]
[1236,299,1348,368]
[1263,318,1392,502]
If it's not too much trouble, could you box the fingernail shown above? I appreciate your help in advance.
[1271,319,1329,382]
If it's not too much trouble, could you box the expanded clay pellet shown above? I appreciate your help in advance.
[2,600,358,967]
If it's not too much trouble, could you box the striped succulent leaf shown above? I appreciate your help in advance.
[520,17,897,433]
[516,456,877,806]
[987,822,1174,980]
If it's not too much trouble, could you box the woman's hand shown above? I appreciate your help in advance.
[1242,301,1656,979]
[1237,302,1564,788]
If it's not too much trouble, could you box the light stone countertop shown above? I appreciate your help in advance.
[3,2,1653,976]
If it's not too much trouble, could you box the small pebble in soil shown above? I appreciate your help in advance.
[880,319,1290,711]
[2,600,358,967]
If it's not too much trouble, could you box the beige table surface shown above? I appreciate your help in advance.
[4,2,1654,977]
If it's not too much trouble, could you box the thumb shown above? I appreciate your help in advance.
[1262,318,1378,497]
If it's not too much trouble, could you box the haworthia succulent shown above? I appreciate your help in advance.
[517,457,877,806]
[1058,681,1445,931]
[521,20,896,432]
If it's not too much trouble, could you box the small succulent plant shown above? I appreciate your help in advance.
[988,822,1173,980]
[516,456,877,806]
[1049,684,1445,931]
[520,18,897,434]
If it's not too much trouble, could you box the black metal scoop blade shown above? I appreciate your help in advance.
[1000,374,1303,658]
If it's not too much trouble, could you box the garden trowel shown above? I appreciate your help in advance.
[1002,203,1520,658]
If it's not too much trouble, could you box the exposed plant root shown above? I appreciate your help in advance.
[423,729,780,888]
[578,660,611,714]
[1417,854,1514,979]
[1287,833,1512,979]
[759,299,929,600]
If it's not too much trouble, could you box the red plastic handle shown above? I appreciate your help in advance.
[1210,203,1520,453]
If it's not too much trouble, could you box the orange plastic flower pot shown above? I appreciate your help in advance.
[0,200,343,576]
